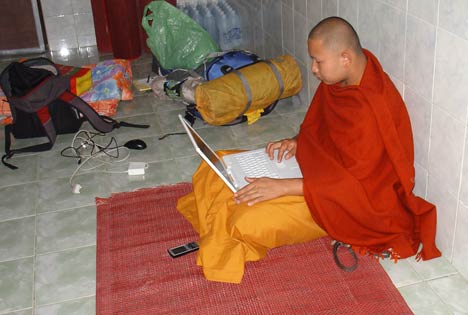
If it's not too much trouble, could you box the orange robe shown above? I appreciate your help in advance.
[296,49,441,260]
[177,151,326,284]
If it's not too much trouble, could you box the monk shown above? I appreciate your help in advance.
[177,16,441,284]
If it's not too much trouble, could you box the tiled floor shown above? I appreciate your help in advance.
[0,48,467,315]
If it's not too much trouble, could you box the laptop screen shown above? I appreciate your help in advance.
[179,115,233,184]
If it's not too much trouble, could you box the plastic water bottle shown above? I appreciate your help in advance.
[207,0,222,45]
[215,1,233,49]
[208,1,230,50]
[177,0,185,10]
[195,0,216,43]
[189,2,204,28]
[204,8,218,43]
[240,0,256,49]
[219,11,232,50]
[228,0,249,49]
[178,0,190,17]
[180,0,194,21]
[196,0,208,32]
[217,1,241,49]
[229,7,242,48]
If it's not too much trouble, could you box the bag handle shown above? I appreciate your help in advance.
[59,91,150,133]
[2,116,56,170]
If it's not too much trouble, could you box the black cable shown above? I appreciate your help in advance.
[158,132,187,140]
[60,131,123,161]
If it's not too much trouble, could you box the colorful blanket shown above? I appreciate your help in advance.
[0,59,133,124]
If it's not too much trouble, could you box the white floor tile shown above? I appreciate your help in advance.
[428,274,468,313]
[408,255,458,280]
[380,258,423,287]
[399,282,452,314]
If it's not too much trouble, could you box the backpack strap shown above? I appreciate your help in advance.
[59,91,115,133]
[22,57,59,75]
[2,108,56,170]
[58,91,150,132]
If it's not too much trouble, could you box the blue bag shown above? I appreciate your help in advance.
[204,50,259,80]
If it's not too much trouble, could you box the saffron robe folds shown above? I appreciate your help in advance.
[296,49,441,260]
[177,151,326,284]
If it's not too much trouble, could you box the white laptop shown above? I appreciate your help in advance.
[179,114,303,192]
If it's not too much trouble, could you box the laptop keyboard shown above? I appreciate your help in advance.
[234,151,280,178]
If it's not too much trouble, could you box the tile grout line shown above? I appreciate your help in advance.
[35,243,97,258]
[32,202,37,315]
[0,307,33,315]
[396,271,461,288]
[0,213,36,224]
[34,294,96,311]
[0,255,35,265]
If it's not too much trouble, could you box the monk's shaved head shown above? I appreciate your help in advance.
[308,17,362,54]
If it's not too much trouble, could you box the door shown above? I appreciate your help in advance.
[0,0,45,55]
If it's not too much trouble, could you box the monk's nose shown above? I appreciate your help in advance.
[311,61,318,75]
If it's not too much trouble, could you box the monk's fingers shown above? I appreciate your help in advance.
[277,147,289,163]
[238,178,259,192]
[244,176,257,183]
[236,187,254,199]
[234,184,256,200]
[244,190,266,206]
[247,196,263,206]
[282,141,296,160]
[281,142,297,160]
[266,142,280,160]
[235,184,266,204]
[284,148,296,160]
[235,191,261,205]
[234,178,254,195]
[265,142,274,152]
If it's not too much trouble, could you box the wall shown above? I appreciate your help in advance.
[40,0,96,52]
[259,0,468,279]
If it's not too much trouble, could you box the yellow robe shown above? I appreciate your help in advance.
[177,151,326,284]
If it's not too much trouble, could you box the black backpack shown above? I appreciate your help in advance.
[0,57,149,169]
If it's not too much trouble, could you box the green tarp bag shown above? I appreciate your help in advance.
[142,0,220,70]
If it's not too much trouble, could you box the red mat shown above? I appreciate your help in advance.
[96,183,412,315]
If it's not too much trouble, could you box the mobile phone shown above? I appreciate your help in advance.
[168,242,199,258]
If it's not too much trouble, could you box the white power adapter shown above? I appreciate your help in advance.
[128,162,147,176]
[72,183,82,194]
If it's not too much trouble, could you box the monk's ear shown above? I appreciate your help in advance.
[341,50,352,67]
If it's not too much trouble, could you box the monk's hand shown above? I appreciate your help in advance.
[234,177,287,206]
[265,138,298,163]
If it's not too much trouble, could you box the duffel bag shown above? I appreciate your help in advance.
[194,54,302,125]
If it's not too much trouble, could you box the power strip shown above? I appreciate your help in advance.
[128,162,147,176]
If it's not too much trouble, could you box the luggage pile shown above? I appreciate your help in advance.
[142,0,303,126]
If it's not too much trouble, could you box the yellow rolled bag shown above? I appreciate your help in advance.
[194,54,302,125]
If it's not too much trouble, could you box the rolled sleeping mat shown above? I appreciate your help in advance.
[194,54,302,125]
